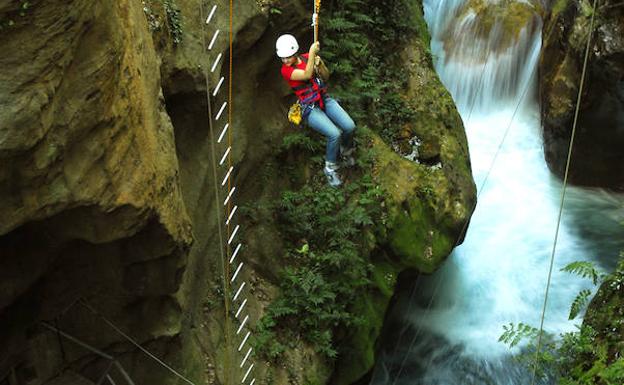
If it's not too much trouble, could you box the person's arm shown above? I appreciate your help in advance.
[290,42,320,81]
[315,56,330,81]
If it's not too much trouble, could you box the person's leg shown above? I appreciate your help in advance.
[306,106,342,163]
[323,97,355,149]
[306,106,342,186]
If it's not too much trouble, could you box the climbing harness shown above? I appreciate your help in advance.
[285,55,328,124]
[290,56,328,108]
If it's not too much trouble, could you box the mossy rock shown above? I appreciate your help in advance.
[444,0,542,57]
[584,269,624,359]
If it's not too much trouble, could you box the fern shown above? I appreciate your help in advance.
[500,251,624,384]
[254,172,384,360]
[561,261,601,285]
[568,289,591,320]
[499,322,541,348]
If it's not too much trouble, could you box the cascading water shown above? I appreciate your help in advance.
[371,1,624,384]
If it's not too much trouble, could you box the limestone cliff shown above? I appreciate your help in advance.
[0,0,475,384]
[540,0,624,191]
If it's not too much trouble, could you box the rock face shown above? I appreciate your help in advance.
[540,0,624,191]
[0,0,475,385]
[0,0,197,384]
[580,262,624,378]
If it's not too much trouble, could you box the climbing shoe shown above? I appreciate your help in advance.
[324,161,342,187]
[340,145,356,168]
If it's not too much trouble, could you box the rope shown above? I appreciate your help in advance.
[54,318,68,365]
[530,1,598,383]
[198,1,235,383]
[314,0,321,42]
[79,299,196,385]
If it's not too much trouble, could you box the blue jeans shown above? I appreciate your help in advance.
[305,97,356,163]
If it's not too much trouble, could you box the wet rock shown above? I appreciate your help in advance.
[540,0,624,191]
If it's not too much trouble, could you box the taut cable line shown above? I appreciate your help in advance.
[530,0,599,383]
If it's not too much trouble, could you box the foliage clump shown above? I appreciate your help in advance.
[254,162,385,360]
[142,0,183,46]
[320,0,421,144]
[500,257,624,385]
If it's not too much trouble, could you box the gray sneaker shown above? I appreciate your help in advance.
[324,161,342,187]
[340,145,356,167]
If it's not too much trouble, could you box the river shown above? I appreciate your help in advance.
[370,1,624,384]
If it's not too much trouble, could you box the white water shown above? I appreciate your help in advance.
[371,0,624,384]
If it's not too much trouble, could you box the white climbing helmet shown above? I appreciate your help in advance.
[276,34,299,58]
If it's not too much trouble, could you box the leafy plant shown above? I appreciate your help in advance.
[253,167,386,360]
[253,0,427,365]
[568,289,592,320]
[562,261,602,285]
[281,131,323,153]
[322,0,419,144]
[500,256,624,385]
[163,0,182,45]
[142,0,183,45]
[500,322,542,348]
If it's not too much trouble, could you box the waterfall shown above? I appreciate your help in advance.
[371,1,624,384]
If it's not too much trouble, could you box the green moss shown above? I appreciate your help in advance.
[387,201,428,269]
[333,288,387,385]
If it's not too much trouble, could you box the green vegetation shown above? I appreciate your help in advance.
[551,0,571,18]
[0,1,32,31]
[163,0,182,45]
[142,0,183,45]
[500,256,624,385]
[249,0,471,377]
[250,1,473,382]
[321,0,422,144]
[253,132,386,360]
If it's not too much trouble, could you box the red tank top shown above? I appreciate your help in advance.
[281,54,327,108]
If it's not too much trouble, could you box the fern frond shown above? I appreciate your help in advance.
[568,289,591,320]
[561,261,600,285]
[499,322,540,348]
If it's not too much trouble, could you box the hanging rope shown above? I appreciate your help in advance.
[313,0,321,42]
[530,1,598,383]
[198,1,235,383]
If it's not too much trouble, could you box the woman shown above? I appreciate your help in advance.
[276,34,356,187]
